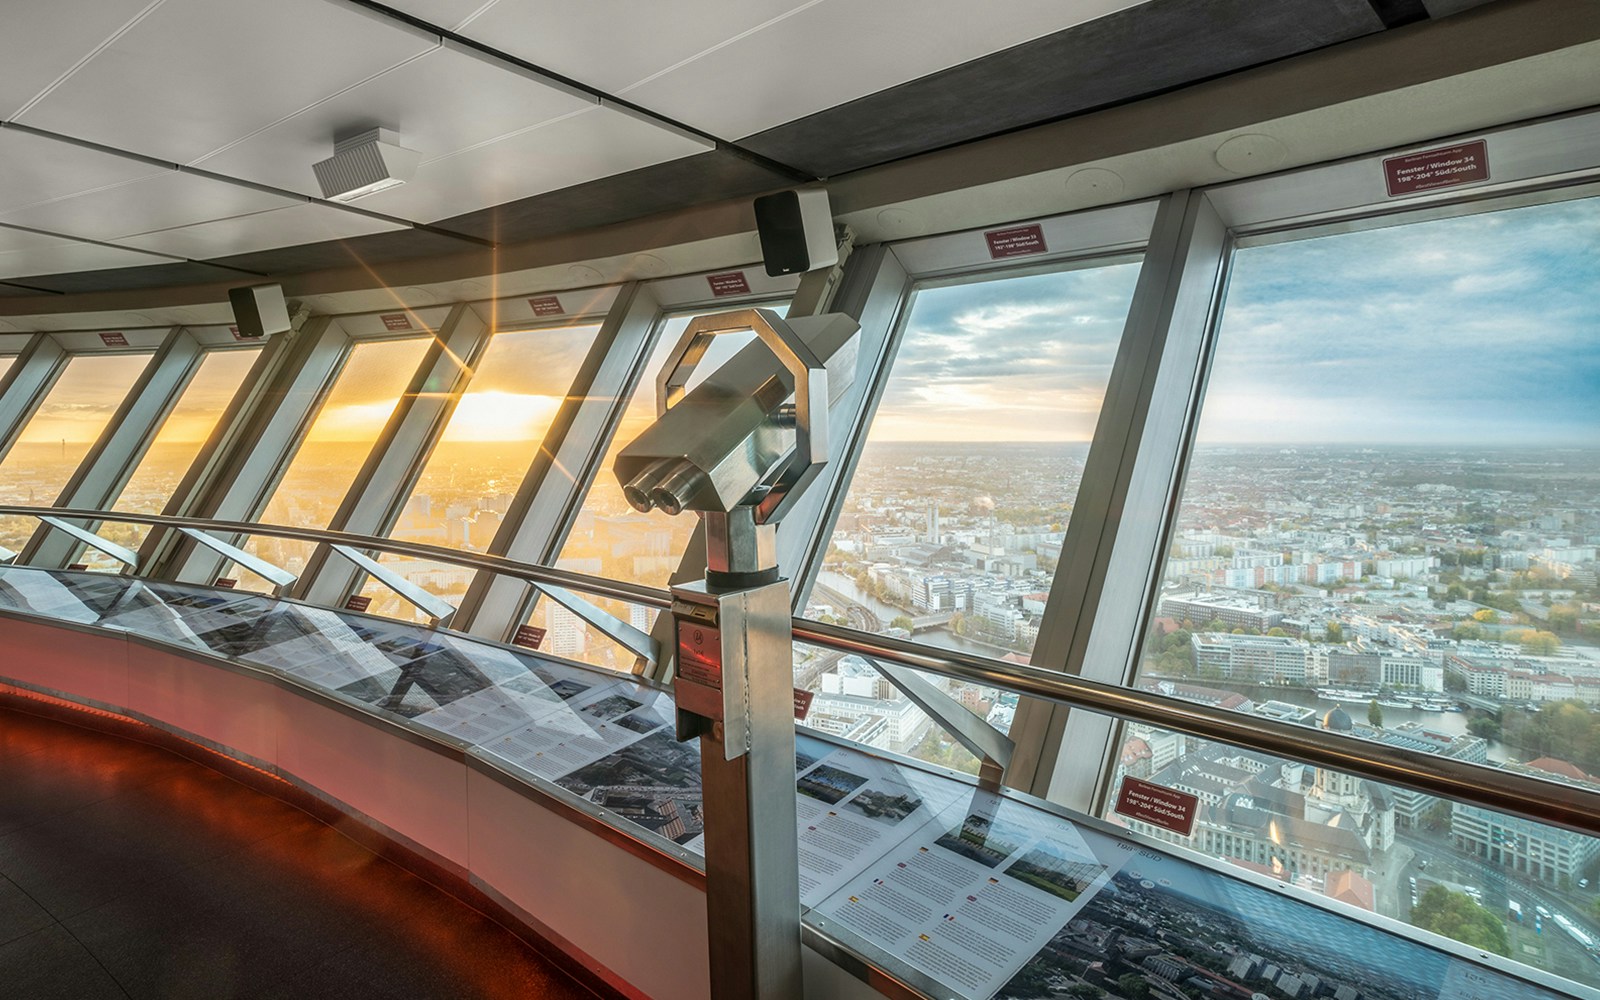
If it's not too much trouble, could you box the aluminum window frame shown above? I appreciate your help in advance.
[454,271,804,644]
[1036,108,1600,812]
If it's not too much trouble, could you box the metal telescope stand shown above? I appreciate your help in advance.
[672,508,802,1000]
[612,308,859,1000]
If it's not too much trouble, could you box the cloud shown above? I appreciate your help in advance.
[868,263,1141,440]
[1202,196,1600,444]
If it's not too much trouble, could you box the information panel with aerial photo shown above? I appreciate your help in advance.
[993,827,1574,1000]
[0,567,1589,1000]
[811,789,1119,1000]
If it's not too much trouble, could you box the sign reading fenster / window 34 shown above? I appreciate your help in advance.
[1383,140,1489,196]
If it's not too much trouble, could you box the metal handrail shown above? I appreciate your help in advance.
[6,504,1598,839]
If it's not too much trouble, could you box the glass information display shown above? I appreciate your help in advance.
[0,565,1590,1000]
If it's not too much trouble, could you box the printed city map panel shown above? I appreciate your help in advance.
[794,735,972,905]
[994,826,1580,1000]
[0,568,128,622]
[813,789,1119,1000]
[554,730,705,847]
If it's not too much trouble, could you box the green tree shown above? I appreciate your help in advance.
[1519,630,1561,656]
[1467,716,1501,740]
[1411,886,1510,957]
[1368,699,1384,728]
[889,615,915,632]
[1115,974,1151,1000]
[1325,622,1344,644]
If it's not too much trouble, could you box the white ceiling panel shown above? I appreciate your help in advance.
[625,0,1152,139]
[16,0,438,166]
[0,0,157,118]
[378,0,499,32]
[352,104,710,223]
[194,43,594,198]
[0,171,299,243]
[0,128,165,216]
[460,0,807,95]
[113,203,406,260]
[0,228,170,279]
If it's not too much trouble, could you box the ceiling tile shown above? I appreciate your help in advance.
[378,0,499,32]
[194,44,594,198]
[627,0,1152,139]
[0,128,165,216]
[0,0,157,119]
[113,203,406,260]
[0,171,299,243]
[16,0,438,165]
[351,104,710,223]
[0,227,170,279]
[459,0,805,95]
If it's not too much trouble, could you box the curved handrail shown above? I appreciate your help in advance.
[4,503,1598,839]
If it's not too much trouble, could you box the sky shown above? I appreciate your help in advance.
[869,262,1140,443]
[868,195,1599,446]
[6,197,1595,453]
[1197,196,1600,446]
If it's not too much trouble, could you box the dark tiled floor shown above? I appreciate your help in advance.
[0,705,604,1000]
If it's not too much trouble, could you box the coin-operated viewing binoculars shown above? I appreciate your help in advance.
[614,307,859,1000]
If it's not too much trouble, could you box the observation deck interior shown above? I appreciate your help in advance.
[1,1,1599,999]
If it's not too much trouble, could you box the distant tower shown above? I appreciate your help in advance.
[926,504,941,544]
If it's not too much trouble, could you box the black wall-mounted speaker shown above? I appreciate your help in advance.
[228,283,292,339]
[754,189,837,277]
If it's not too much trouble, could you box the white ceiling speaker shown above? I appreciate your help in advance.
[313,127,421,202]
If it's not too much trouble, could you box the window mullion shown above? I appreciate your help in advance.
[297,303,490,606]
[453,282,660,640]
[1010,190,1231,809]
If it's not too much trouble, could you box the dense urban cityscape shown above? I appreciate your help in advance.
[799,439,1600,992]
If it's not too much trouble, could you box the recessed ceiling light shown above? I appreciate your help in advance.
[313,127,421,202]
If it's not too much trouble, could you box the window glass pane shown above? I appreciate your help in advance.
[355,323,600,620]
[796,261,1141,759]
[71,349,258,571]
[114,349,257,515]
[0,354,146,554]
[1125,196,1600,991]
[540,306,785,671]
[556,308,785,590]
[237,337,428,590]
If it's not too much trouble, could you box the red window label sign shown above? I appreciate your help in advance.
[984,223,1047,259]
[99,332,129,347]
[707,271,751,297]
[1114,776,1199,837]
[228,325,246,341]
[344,595,372,613]
[380,313,412,331]
[793,688,815,721]
[1383,140,1489,197]
[527,295,563,317]
[214,578,237,589]
[67,563,88,571]
[512,624,546,650]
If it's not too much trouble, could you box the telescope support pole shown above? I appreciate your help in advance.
[672,575,803,1000]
